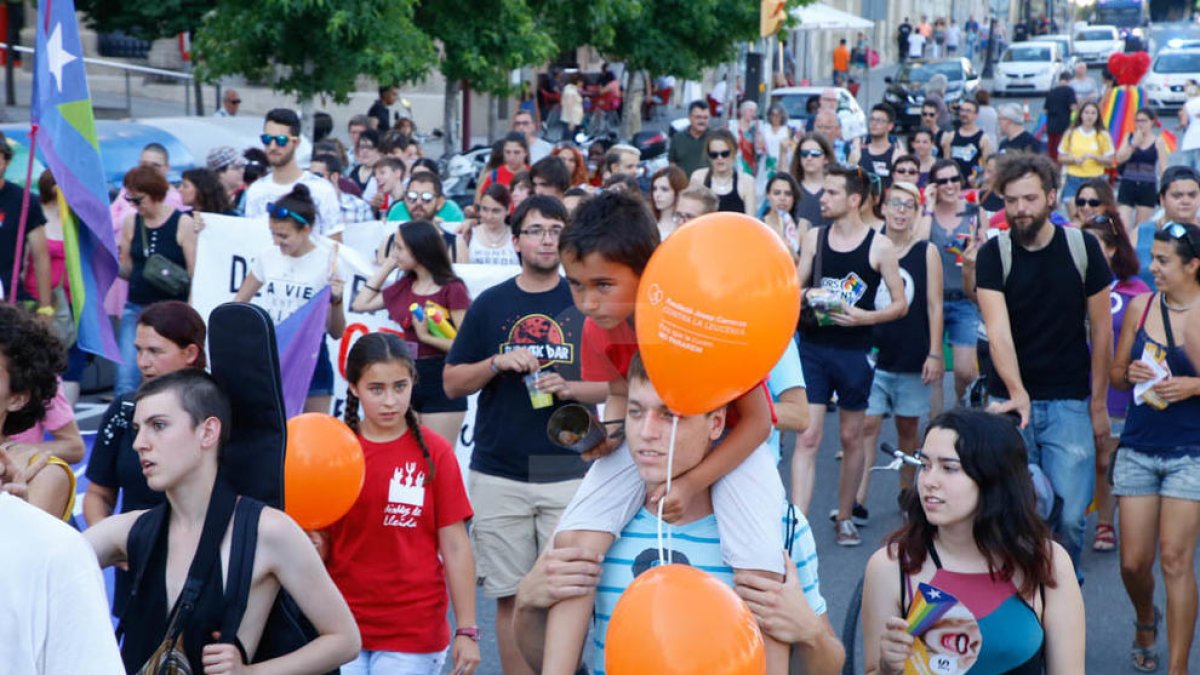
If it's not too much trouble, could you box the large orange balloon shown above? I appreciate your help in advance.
[606,564,765,675]
[284,413,365,530]
[635,212,800,414]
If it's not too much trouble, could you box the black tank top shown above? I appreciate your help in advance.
[704,169,746,213]
[948,128,985,178]
[873,240,931,373]
[129,210,189,304]
[808,226,882,350]
[859,142,897,183]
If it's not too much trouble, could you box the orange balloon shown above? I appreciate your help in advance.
[635,212,800,414]
[284,413,365,530]
[606,564,765,675]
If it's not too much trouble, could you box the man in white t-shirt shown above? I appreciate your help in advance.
[1175,89,1200,172]
[242,108,341,235]
[907,31,927,60]
[0,452,124,674]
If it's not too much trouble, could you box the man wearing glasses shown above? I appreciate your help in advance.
[213,88,240,117]
[444,195,603,675]
[242,108,340,235]
[852,104,899,183]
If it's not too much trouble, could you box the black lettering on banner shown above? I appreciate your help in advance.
[230,255,248,293]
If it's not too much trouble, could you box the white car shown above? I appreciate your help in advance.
[1143,48,1200,109]
[767,86,867,140]
[994,42,1067,96]
[1074,25,1123,65]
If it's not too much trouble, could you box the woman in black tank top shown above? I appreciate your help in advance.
[115,167,198,395]
[691,128,756,215]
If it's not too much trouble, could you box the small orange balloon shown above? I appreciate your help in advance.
[635,212,800,414]
[606,564,765,675]
[284,413,365,530]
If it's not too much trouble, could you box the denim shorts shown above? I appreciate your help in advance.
[866,369,931,418]
[798,340,874,410]
[1060,174,1092,204]
[1113,446,1200,501]
[943,298,980,348]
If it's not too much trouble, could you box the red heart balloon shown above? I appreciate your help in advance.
[1107,52,1150,86]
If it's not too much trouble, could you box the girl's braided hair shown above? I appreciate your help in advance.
[343,332,434,480]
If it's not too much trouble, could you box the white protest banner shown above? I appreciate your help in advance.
[194,214,521,472]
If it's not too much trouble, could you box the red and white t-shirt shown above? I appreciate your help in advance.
[580,318,638,383]
[324,427,473,652]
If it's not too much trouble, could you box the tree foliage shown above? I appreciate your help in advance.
[75,0,214,39]
[190,0,436,103]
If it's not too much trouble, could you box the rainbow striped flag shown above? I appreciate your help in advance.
[31,0,119,360]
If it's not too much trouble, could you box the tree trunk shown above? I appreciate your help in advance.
[487,94,499,143]
[443,77,460,157]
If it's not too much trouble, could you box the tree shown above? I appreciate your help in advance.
[191,0,436,132]
[76,0,216,113]
[413,0,557,155]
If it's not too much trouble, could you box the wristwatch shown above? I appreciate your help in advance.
[455,626,481,642]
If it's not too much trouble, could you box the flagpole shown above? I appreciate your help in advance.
[8,122,38,303]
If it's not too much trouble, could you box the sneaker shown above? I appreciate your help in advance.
[828,502,869,526]
[835,519,862,547]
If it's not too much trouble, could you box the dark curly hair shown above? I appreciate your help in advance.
[0,304,66,436]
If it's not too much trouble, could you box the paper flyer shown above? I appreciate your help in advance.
[1133,343,1171,409]
[904,583,982,675]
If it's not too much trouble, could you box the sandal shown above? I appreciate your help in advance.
[1093,522,1117,552]
[1131,606,1161,673]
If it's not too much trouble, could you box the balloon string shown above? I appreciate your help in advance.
[656,415,679,566]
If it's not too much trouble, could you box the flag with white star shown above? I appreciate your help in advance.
[33,0,119,360]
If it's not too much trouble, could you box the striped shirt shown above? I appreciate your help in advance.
[590,505,826,674]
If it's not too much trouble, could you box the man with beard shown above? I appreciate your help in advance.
[794,166,907,546]
[973,152,1113,581]
[443,195,605,675]
[242,108,340,234]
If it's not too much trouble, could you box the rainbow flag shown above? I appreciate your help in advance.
[904,582,966,675]
[31,0,119,360]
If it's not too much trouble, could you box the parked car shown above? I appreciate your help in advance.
[1142,47,1200,109]
[766,86,867,140]
[883,58,981,130]
[1074,25,1124,65]
[1038,34,1081,71]
[994,42,1068,96]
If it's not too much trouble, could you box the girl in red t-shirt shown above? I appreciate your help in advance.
[321,332,479,675]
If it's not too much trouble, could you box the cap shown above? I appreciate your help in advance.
[206,145,246,172]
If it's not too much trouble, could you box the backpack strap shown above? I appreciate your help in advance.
[219,497,267,649]
[999,231,1013,286]
[811,225,828,286]
[1063,226,1088,284]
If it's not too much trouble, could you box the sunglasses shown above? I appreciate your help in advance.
[1164,222,1200,258]
[933,176,960,186]
[1075,198,1103,207]
[266,202,309,225]
[230,98,242,105]
[800,149,825,159]
[124,194,145,206]
[893,166,918,174]
[708,150,732,159]
[922,112,937,117]
[261,134,292,147]
[406,190,436,202]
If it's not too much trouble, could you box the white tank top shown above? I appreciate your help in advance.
[467,228,520,265]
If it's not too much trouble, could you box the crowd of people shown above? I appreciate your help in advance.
[4,34,1200,675]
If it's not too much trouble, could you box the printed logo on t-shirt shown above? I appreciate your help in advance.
[384,462,425,528]
[874,267,915,310]
[500,313,576,367]
[820,272,868,306]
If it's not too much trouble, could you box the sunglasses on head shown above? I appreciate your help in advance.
[261,134,292,147]
[708,150,732,159]
[1164,222,1200,258]
[1075,197,1103,208]
[266,202,309,225]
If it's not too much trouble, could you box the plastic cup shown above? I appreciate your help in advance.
[525,371,554,409]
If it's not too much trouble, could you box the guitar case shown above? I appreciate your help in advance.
[207,302,287,510]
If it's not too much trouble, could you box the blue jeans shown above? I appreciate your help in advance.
[115,301,143,396]
[1017,398,1096,581]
